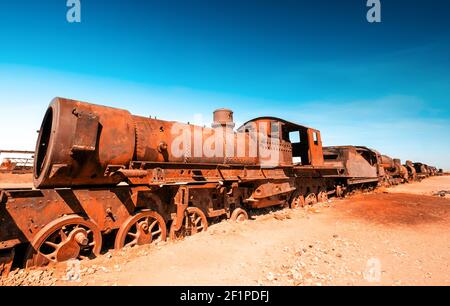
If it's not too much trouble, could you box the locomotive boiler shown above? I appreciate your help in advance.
[35,98,267,188]
[380,155,409,184]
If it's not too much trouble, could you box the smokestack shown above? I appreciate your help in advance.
[212,108,235,129]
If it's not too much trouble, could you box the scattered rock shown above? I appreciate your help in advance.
[308,206,322,213]
[274,213,288,220]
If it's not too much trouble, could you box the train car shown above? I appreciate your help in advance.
[322,145,385,192]
[429,166,438,176]
[413,162,429,180]
[404,160,417,181]
[380,155,409,185]
[0,97,345,276]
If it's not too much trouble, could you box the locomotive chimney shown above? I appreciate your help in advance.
[212,108,235,129]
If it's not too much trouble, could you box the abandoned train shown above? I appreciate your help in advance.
[0,97,438,276]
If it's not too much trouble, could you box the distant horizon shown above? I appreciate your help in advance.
[1,1,449,169]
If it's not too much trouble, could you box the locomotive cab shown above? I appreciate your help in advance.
[287,127,324,166]
[238,117,324,167]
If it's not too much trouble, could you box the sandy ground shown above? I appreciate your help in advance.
[0,172,33,189]
[1,175,450,286]
[386,175,450,197]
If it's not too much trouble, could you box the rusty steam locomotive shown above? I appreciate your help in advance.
[0,97,439,276]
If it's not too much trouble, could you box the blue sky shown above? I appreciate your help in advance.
[0,0,449,169]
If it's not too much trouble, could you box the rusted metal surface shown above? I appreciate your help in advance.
[0,150,34,173]
[238,117,325,167]
[36,99,332,187]
[34,98,136,188]
[289,191,305,209]
[323,146,383,185]
[0,97,441,275]
[169,207,208,240]
[304,193,318,206]
[323,147,417,187]
[24,215,102,268]
[114,210,167,249]
[317,189,328,203]
[0,187,150,248]
[0,150,34,155]
[212,108,235,128]
[413,162,430,179]
[0,249,14,277]
[230,208,249,222]
[429,166,438,176]
[404,160,417,181]
[380,155,409,185]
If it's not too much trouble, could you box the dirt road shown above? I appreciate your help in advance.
[2,176,450,286]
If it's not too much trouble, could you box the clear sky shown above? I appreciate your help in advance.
[0,0,449,169]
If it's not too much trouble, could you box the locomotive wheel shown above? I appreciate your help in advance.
[230,208,249,222]
[317,190,328,203]
[24,215,102,268]
[304,193,318,206]
[169,207,208,240]
[290,192,305,209]
[114,210,167,250]
[335,185,344,198]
